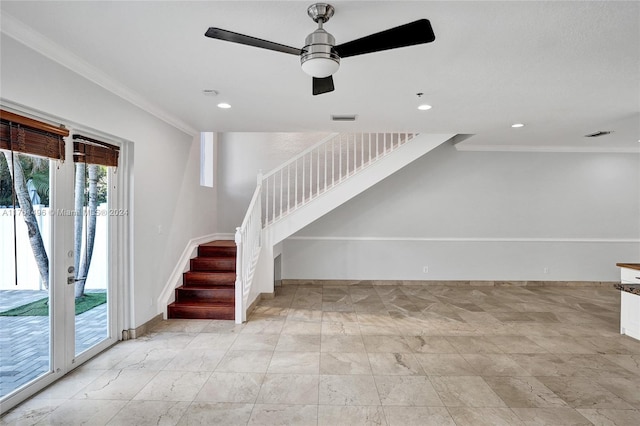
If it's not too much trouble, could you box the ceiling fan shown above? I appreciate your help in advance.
[205,3,435,95]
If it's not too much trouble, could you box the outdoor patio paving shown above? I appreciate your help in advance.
[0,290,108,399]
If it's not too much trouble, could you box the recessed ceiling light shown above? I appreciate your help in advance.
[331,114,357,122]
[511,123,525,128]
[217,103,231,109]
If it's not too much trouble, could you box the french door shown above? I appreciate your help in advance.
[55,146,121,363]
[0,122,123,413]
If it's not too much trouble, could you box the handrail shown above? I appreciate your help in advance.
[240,175,262,231]
[261,132,416,226]
[234,177,263,323]
[262,132,339,180]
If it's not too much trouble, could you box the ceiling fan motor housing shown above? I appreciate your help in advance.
[301,28,340,77]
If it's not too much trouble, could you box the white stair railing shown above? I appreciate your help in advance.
[234,176,262,323]
[261,132,416,225]
[235,131,417,322]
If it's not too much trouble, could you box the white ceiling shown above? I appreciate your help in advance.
[1,1,639,150]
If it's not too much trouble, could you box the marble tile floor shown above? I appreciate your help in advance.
[2,284,640,425]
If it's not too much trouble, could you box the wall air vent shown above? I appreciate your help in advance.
[585,130,613,138]
[331,114,358,122]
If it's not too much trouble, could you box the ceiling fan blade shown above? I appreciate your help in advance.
[313,76,335,96]
[205,28,301,55]
[335,19,435,58]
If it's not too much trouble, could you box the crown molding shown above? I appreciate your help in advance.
[1,12,199,137]
[455,143,640,154]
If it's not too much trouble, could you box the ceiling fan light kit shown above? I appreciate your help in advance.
[205,3,435,95]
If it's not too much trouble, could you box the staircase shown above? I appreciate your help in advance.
[163,132,456,323]
[167,240,236,320]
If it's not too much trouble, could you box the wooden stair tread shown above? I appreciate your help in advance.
[192,256,236,262]
[184,271,235,280]
[169,301,233,307]
[192,255,235,260]
[176,284,234,290]
[168,240,237,320]
[185,271,236,276]
[198,241,236,258]
[182,284,235,289]
[183,271,235,287]
[175,286,234,299]
[189,259,236,272]
[199,240,236,247]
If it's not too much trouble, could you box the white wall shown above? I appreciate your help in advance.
[283,142,640,281]
[217,132,329,233]
[1,35,217,327]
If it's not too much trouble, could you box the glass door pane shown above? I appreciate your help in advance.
[0,151,51,399]
[73,163,109,357]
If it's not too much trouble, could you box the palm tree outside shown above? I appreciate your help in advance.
[0,152,107,297]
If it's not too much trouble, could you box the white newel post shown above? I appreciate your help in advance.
[234,227,244,324]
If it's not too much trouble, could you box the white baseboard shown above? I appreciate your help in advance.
[122,313,163,339]
[157,233,235,318]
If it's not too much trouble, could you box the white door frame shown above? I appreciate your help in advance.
[0,110,131,413]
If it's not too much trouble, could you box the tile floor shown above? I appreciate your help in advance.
[2,283,640,425]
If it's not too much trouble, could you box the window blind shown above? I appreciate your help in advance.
[73,134,119,167]
[0,109,68,160]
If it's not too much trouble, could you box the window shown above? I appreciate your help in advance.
[200,132,215,188]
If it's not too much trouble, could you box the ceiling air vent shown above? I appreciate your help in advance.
[331,114,358,122]
[585,130,613,138]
